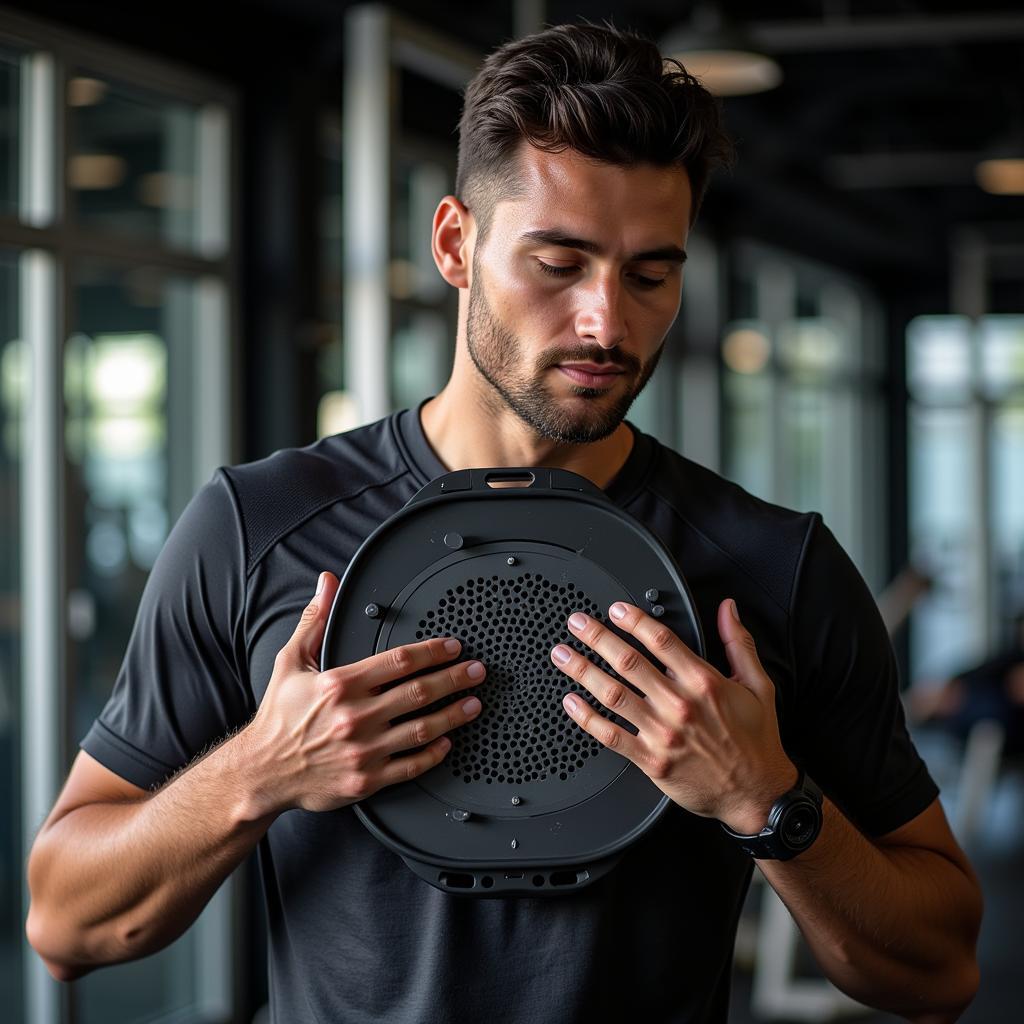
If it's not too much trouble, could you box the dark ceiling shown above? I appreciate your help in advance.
[5,0,1024,301]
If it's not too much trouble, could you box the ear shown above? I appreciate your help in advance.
[431,195,474,289]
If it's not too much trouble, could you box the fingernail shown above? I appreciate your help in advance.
[315,572,326,596]
[564,694,579,714]
[444,638,461,655]
[552,645,572,664]
[467,661,485,680]
[730,599,740,622]
[609,603,626,620]
[568,612,587,630]
[462,696,481,714]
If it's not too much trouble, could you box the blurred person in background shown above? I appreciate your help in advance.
[910,610,1024,757]
[25,22,981,1024]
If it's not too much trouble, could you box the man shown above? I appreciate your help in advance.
[27,22,980,1024]
[911,610,1024,755]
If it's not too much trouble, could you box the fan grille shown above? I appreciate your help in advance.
[407,570,638,785]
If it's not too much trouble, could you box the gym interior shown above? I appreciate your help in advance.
[1,2,1022,1021]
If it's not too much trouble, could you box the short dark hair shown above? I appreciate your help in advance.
[455,22,735,239]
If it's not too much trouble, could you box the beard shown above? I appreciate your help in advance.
[465,271,665,445]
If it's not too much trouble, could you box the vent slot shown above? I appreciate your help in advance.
[439,872,475,889]
[549,869,588,887]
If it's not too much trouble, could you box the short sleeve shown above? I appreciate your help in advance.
[80,469,253,789]
[788,515,939,837]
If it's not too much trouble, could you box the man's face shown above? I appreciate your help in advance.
[465,143,692,445]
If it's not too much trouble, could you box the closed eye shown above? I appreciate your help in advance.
[536,260,667,289]
[628,273,667,290]
[536,260,578,279]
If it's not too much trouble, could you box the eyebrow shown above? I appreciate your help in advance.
[518,228,688,264]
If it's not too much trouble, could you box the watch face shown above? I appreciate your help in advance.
[780,800,820,850]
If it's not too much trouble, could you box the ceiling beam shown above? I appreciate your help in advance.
[748,13,1024,52]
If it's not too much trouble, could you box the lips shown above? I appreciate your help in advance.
[557,364,624,388]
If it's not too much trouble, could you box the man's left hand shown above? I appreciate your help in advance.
[550,598,797,835]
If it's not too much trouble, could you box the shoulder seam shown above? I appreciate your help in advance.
[787,511,822,706]
[216,466,249,572]
[215,467,252,689]
[244,467,411,577]
[389,409,429,485]
[646,481,798,615]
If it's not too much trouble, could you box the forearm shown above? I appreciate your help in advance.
[27,729,275,978]
[759,799,982,1021]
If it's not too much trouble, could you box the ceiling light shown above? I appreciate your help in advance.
[662,4,782,97]
[137,171,195,209]
[722,326,771,374]
[67,76,108,107]
[975,158,1024,195]
[68,154,126,190]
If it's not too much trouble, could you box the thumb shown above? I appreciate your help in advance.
[285,571,340,669]
[717,598,773,699]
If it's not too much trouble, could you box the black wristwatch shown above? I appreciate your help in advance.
[721,770,823,861]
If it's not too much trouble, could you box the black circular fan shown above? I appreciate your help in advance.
[321,466,704,897]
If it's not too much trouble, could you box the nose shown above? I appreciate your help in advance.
[573,271,626,349]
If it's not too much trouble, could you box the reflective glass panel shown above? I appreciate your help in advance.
[722,250,885,580]
[68,72,204,251]
[722,368,774,501]
[992,402,1024,616]
[387,149,455,415]
[0,49,19,217]
[316,115,348,438]
[907,315,972,402]
[65,262,205,1024]
[0,247,24,1024]
[776,318,845,380]
[981,315,1024,399]
[909,404,978,680]
[779,382,827,512]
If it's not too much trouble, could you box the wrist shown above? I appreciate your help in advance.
[721,766,824,862]
[721,759,799,836]
[219,721,291,825]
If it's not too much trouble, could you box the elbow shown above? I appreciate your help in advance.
[905,870,983,1022]
[25,844,80,981]
[25,907,89,983]
[26,898,155,978]
[904,957,980,1024]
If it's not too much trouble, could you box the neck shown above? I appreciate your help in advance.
[418,383,635,491]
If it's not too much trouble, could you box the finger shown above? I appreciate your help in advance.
[549,640,660,734]
[328,635,465,696]
[604,601,708,684]
[717,598,774,699]
[564,607,699,719]
[281,571,340,670]
[371,735,455,793]
[561,689,643,764]
[375,685,485,759]
[375,657,486,721]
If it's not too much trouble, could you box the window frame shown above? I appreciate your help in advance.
[0,9,239,1024]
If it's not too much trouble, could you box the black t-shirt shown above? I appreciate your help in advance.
[82,398,939,1024]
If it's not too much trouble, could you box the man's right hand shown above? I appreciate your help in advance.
[25,569,487,978]
[241,571,486,816]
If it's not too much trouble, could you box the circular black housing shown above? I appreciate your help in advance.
[321,467,704,897]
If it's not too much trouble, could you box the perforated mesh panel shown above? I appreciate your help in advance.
[407,571,638,785]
